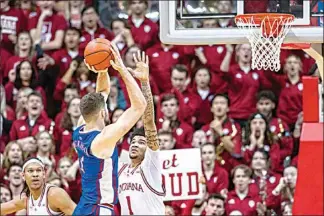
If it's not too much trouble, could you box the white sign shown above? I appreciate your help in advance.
[160,148,203,201]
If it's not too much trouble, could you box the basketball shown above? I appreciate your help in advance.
[84,38,114,71]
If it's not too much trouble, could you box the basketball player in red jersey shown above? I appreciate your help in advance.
[118,51,165,215]
[0,157,76,215]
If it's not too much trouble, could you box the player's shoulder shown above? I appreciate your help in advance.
[47,185,68,199]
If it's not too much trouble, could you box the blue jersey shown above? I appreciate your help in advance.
[72,125,118,216]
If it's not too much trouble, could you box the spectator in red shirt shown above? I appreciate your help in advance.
[256,90,293,169]
[128,0,159,50]
[200,143,229,195]
[38,27,81,79]
[111,18,135,55]
[2,142,24,170]
[14,87,33,120]
[0,0,27,54]
[4,31,33,80]
[157,94,194,149]
[54,97,81,158]
[221,44,271,127]
[169,64,201,123]
[204,194,226,216]
[201,94,243,173]
[0,85,15,122]
[268,166,297,211]
[250,149,282,214]
[158,130,176,150]
[9,91,53,142]
[79,6,114,53]
[16,0,37,18]
[29,0,66,55]
[243,113,281,172]
[274,55,304,130]
[225,165,263,216]
[192,67,215,128]
[5,60,46,109]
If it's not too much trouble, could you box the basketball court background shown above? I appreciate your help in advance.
[159,0,323,214]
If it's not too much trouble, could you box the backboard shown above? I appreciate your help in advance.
[159,0,324,45]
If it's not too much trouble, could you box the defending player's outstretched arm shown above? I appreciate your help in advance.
[90,43,147,159]
[128,51,159,151]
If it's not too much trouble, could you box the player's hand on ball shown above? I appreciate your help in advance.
[84,60,108,73]
[127,50,149,82]
[109,42,125,72]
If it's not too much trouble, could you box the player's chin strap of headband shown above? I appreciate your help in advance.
[22,159,45,171]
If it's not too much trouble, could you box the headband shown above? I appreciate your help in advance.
[22,159,45,171]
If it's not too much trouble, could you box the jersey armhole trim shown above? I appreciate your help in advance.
[139,167,166,197]
[45,186,64,216]
[118,164,128,177]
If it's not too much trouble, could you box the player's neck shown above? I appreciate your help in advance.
[30,185,45,200]
[84,121,104,131]
[130,159,141,168]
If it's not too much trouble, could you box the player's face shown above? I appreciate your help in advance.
[171,69,187,92]
[64,30,80,49]
[205,198,225,216]
[211,96,229,117]
[257,98,274,117]
[8,166,23,186]
[284,167,297,188]
[250,118,266,137]
[129,136,147,160]
[0,186,11,203]
[23,163,46,190]
[161,98,179,119]
[201,145,216,165]
[195,68,210,89]
[251,151,267,171]
[233,168,250,192]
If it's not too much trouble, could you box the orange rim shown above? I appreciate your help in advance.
[235,13,295,25]
[281,43,311,50]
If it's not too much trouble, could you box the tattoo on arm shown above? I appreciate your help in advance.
[141,81,159,150]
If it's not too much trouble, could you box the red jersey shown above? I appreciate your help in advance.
[0,8,27,53]
[225,190,261,216]
[202,162,229,194]
[128,16,159,50]
[51,48,81,79]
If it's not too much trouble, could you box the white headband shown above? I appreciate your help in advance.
[22,159,45,171]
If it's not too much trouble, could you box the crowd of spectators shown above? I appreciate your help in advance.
[0,0,322,215]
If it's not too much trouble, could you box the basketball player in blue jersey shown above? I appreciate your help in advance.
[72,43,147,216]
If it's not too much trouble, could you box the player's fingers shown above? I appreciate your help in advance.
[142,51,145,63]
[133,53,138,63]
[137,50,141,62]
[110,60,119,70]
[111,43,121,58]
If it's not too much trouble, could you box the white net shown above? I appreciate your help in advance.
[235,14,294,71]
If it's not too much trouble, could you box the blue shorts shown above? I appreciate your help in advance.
[73,203,115,216]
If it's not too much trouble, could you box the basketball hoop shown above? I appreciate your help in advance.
[235,13,295,71]
[281,43,311,50]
